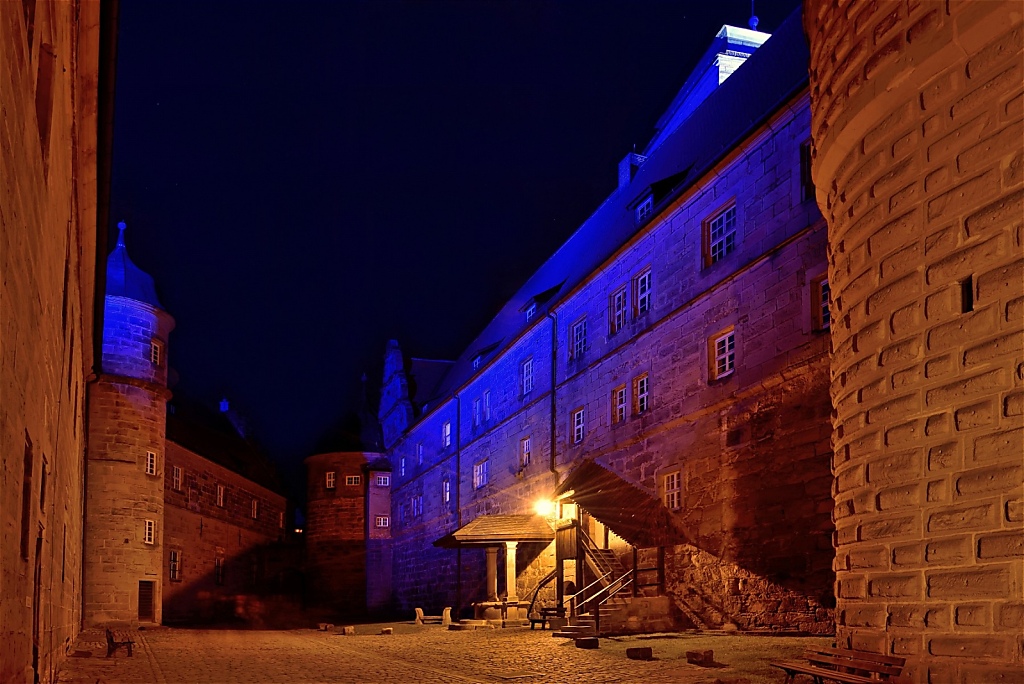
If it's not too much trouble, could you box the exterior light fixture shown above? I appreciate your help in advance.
[534,499,555,517]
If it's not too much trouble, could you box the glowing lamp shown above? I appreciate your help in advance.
[534,499,555,517]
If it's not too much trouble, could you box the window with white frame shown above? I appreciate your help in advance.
[375,474,390,487]
[521,358,534,394]
[345,475,361,486]
[664,471,681,510]
[815,277,831,330]
[707,205,737,265]
[520,436,532,467]
[143,519,155,545]
[150,340,162,366]
[635,374,649,414]
[251,499,259,519]
[712,330,736,380]
[572,408,585,444]
[442,478,450,503]
[473,460,489,489]
[473,398,482,426]
[145,450,157,475]
[169,550,181,580]
[375,515,390,528]
[571,319,587,360]
[411,495,423,517]
[636,195,654,223]
[612,386,627,424]
[417,443,424,465]
[483,390,491,421]
[325,471,336,489]
[216,484,225,507]
[442,421,451,448]
[526,303,537,322]
[399,455,406,477]
[611,287,627,334]
[635,269,652,315]
[172,465,182,491]
[473,355,482,370]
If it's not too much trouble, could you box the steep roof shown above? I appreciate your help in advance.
[105,221,163,307]
[408,6,808,419]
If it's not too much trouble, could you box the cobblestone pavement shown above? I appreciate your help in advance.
[57,625,824,683]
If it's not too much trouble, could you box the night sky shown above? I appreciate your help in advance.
[110,0,798,504]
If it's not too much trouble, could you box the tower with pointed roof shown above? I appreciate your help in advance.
[83,222,175,626]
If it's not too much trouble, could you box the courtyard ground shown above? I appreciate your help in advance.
[57,623,831,683]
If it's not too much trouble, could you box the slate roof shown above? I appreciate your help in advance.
[433,514,556,547]
[105,222,163,307]
[408,6,808,413]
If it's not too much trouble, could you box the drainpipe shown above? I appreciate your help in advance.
[453,392,462,620]
[547,312,559,477]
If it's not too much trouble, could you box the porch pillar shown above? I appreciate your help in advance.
[504,542,518,602]
[485,547,498,601]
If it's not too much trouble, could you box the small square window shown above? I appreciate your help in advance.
[171,466,182,491]
[664,471,681,510]
[150,340,162,366]
[636,195,654,224]
[571,319,587,360]
[521,358,534,394]
[169,550,181,581]
[612,386,626,424]
[610,287,627,334]
[345,475,361,486]
[143,519,155,545]
[473,460,489,489]
[572,408,585,444]
[145,450,157,476]
[216,484,225,507]
[634,270,652,316]
[442,478,451,503]
[706,205,737,265]
[525,303,537,322]
[325,471,336,489]
[473,355,482,370]
[520,436,532,467]
[375,474,390,487]
[375,515,390,528]
[634,374,649,414]
[711,330,736,380]
[442,421,452,448]
[251,499,259,520]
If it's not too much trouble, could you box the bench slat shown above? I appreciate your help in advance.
[771,660,889,684]
[803,652,903,677]
[812,646,906,667]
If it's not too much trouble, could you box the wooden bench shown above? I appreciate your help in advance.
[105,628,134,658]
[529,607,564,630]
[414,607,451,626]
[771,647,906,684]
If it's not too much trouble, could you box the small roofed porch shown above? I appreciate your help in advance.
[434,514,555,627]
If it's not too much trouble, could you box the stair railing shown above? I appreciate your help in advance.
[568,570,611,618]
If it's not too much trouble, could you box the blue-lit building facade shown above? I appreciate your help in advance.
[375,10,836,633]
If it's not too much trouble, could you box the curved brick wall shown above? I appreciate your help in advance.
[804,1,1023,680]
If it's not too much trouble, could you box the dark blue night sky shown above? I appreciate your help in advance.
[110,0,798,503]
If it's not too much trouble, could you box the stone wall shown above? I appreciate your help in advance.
[163,441,291,625]
[0,1,102,681]
[804,0,1024,679]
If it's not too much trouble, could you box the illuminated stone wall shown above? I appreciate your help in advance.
[805,0,1023,679]
[0,1,102,681]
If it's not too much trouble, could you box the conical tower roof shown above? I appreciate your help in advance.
[105,221,162,307]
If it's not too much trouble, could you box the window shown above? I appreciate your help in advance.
[345,475,361,486]
[610,287,627,334]
[442,421,451,448]
[169,550,181,581]
[399,455,406,477]
[150,340,162,366]
[814,277,831,330]
[375,474,390,487]
[526,303,537,322]
[612,386,627,424]
[216,484,225,507]
[172,466,182,491]
[636,195,653,223]
[634,374,649,414]
[375,515,390,528]
[442,478,450,504]
[520,436,532,467]
[473,460,489,489]
[664,472,681,510]
[143,519,155,545]
[635,270,652,316]
[325,471,336,489]
[251,499,259,520]
[417,443,424,465]
[521,358,534,394]
[800,140,814,202]
[145,450,157,475]
[706,205,737,265]
[572,408,585,444]
[473,355,482,371]
[571,319,587,360]
[411,495,423,517]
[473,398,482,427]
[278,511,285,529]
[483,390,491,421]
[215,557,225,585]
[712,330,736,380]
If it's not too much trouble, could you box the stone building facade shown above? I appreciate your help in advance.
[375,11,838,634]
[0,1,110,682]
[805,0,1024,679]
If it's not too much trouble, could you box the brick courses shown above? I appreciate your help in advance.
[805,0,1024,679]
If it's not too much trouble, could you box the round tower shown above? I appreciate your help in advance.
[84,222,175,626]
[805,2,1023,680]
